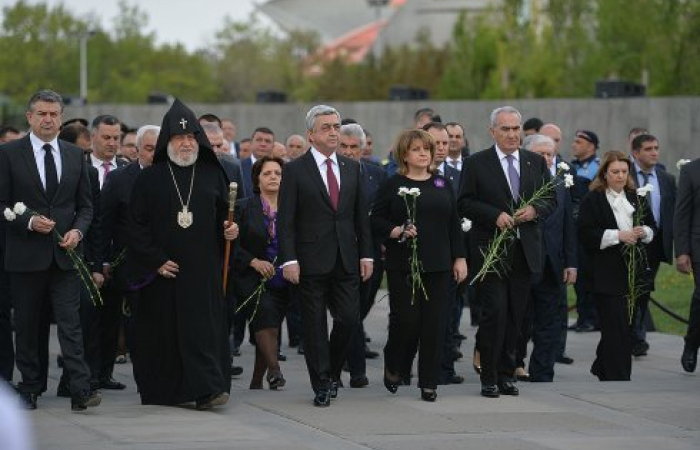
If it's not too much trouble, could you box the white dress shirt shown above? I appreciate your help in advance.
[90,154,118,188]
[30,133,62,186]
[310,147,341,191]
[495,145,520,195]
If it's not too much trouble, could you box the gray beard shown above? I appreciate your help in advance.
[167,145,199,167]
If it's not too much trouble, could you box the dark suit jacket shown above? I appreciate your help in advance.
[361,161,386,207]
[277,150,372,276]
[438,162,461,197]
[232,195,273,297]
[101,162,142,289]
[577,189,656,295]
[541,180,576,282]
[631,164,676,264]
[83,165,103,273]
[0,135,93,271]
[674,159,700,262]
[218,155,244,190]
[458,146,555,275]
[240,157,254,199]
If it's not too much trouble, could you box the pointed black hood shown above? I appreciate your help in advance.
[153,98,219,167]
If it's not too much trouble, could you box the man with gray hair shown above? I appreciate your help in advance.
[286,134,307,160]
[458,106,555,397]
[278,105,373,407]
[515,135,576,382]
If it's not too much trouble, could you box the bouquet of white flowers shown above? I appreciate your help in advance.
[398,187,428,303]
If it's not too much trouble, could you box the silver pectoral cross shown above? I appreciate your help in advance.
[179,118,187,130]
[177,206,193,228]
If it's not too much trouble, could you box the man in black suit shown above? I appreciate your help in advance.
[0,89,100,410]
[278,105,373,407]
[674,158,700,372]
[629,134,676,357]
[85,115,129,391]
[458,106,555,398]
[240,127,275,199]
[337,123,386,388]
[518,135,577,382]
[100,124,159,385]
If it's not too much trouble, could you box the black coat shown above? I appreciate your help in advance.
[675,158,700,262]
[577,189,657,296]
[0,135,92,271]
[231,195,274,298]
[277,150,372,275]
[458,146,555,275]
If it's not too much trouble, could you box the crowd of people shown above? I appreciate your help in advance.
[0,89,698,413]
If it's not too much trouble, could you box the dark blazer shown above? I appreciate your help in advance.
[674,159,700,262]
[438,162,461,197]
[232,195,274,297]
[458,146,555,275]
[83,165,104,273]
[218,155,244,190]
[541,179,577,281]
[631,164,676,264]
[240,157,254,199]
[361,161,386,207]
[277,150,372,276]
[101,162,142,289]
[577,189,656,295]
[0,135,93,271]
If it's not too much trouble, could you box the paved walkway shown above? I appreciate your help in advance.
[15,290,700,450]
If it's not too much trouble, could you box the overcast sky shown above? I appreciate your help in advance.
[11,0,268,51]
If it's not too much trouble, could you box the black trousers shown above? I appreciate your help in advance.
[346,257,384,379]
[555,284,569,358]
[574,243,598,327]
[592,293,632,381]
[0,252,13,383]
[299,253,360,392]
[438,279,459,382]
[475,241,531,385]
[526,264,561,382]
[11,264,91,395]
[384,270,449,390]
[684,259,700,350]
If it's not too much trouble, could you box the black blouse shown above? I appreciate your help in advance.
[371,174,465,272]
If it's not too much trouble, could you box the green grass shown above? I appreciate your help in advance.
[568,263,695,336]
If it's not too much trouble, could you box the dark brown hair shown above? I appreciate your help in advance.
[252,155,284,194]
[589,150,635,192]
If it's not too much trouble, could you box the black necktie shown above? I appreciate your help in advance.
[43,144,58,199]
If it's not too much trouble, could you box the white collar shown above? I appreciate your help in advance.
[29,132,59,152]
[310,147,338,166]
[495,145,519,162]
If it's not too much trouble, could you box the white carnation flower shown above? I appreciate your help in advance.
[3,208,16,221]
[564,174,574,188]
[398,187,410,196]
[676,159,691,171]
[557,161,570,172]
[637,183,654,197]
[461,218,472,232]
[13,202,27,215]
[408,188,421,197]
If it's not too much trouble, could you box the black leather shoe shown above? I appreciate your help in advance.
[19,392,38,410]
[329,381,339,399]
[451,347,464,361]
[71,390,101,411]
[99,377,126,390]
[196,392,229,410]
[576,323,597,332]
[313,389,331,407]
[420,388,437,402]
[556,354,574,364]
[497,381,519,396]
[230,365,243,377]
[57,382,71,398]
[365,346,380,359]
[267,371,286,390]
[277,351,287,362]
[231,345,241,357]
[681,344,697,373]
[480,384,500,398]
[350,376,369,388]
[444,374,465,384]
[515,367,530,382]
[297,342,305,355]
[631,341,650,357]
[383,374,399,394]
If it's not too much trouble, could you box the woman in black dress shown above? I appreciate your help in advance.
[577,150,656,381]
[232,156,289,389]
[371,129,468,401]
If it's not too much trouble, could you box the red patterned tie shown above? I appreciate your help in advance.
[326,158,339,210]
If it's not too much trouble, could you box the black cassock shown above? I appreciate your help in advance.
[128,161,231,405]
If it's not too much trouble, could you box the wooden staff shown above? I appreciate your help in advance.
[223,182,238,294]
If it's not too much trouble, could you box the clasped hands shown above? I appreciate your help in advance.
[496,205,537,230]
[618,226,647,245]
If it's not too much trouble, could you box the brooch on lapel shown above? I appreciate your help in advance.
[434,178,445,188]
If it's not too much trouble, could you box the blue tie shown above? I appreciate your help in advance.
[506,154,520,201]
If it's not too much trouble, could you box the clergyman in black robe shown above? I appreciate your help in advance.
[127,99,239,409]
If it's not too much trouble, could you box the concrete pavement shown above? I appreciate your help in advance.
[14,290,700,450]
